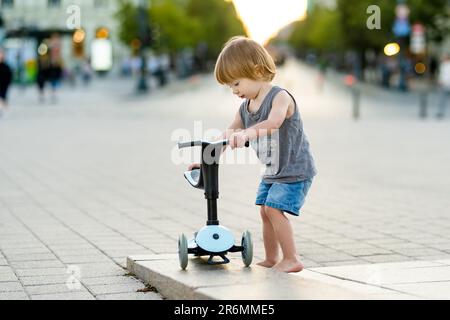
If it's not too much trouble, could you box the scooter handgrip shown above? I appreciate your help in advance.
[178,140,202,149]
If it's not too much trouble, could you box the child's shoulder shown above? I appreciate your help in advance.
[272,87,296,106]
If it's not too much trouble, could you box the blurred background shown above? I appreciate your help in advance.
[1,0,450,300]
[0,0,448,94]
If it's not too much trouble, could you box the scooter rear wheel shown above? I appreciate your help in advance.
[178,234,188,270]
[241,231,253,267]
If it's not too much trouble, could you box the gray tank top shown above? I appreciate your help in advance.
[239,86,317,183]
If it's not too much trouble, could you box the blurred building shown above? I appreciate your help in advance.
[0,0,128,80]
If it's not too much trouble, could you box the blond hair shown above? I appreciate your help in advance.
[215,36,276,85]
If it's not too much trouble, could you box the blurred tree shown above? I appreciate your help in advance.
[408,0,450,43]
[336,0,396,51]
[116,0,246,57]
[186,0,247,58]
[286,0,449,81]
[115,0,140,49]
[288,0,448,52]
[288,6,344,53]
[116,0,201,53]
[149,0,202,52]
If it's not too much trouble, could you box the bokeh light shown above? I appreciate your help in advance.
[384,42,400,56]
[73,29,86,43]
[415,62,426,74]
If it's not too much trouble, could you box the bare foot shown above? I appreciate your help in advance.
[274,259,304,273]
[256,260,278,268]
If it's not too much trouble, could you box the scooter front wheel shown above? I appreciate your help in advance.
[241,231,253,267]
[178,234,188,270]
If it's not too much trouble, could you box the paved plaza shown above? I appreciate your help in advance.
[1,59,450,299]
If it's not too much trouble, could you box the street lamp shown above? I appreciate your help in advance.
[0,13,5,47]
[392,0,411,91]
[137,0,152,93]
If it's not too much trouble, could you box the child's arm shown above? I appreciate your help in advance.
[220,109,244,139]
[229,91,291,148]
[218,109,244,152]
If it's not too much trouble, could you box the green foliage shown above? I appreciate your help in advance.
[186,0,247,57]
[150,0,202,52]
[289,7,344,53]
[115,0,139,47]
[287,0,449,53]
[407,0,450,42]
[115,0,247,56]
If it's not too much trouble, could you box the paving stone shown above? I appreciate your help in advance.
[59,255,111,264]
[342,248,395,257]
[16,268,67,277]
[361,254,414,264]
[0,266,12,274]
[87,282,145,295]
[10,260,65,269]
[51,249,103,256]
[391,247,446,257]
[96,292,162,300]
[0,243,45,250]
[20,275,70,286]
[0,273,19,282]
[81,275,142,286]
[25,284,86,296]
[30,291,95,300]
[6,253,58,262]
[0,282,23,292]
[77,264,127,278]
[320,260,370,267]
[304,253,357,263]
[0,291,29,300]
[384,242,428,249]
[1,247,51,255]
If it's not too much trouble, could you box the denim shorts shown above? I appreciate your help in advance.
[255,179,313,216]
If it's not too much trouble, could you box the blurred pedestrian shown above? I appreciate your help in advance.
[81,58,93,86]
[48,59,63,103]
[0,48,13,117]
[36,56,50,103]
[437,53,450,119]
[429,55,438,84]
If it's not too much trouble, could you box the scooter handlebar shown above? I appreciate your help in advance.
[178,140,250,149]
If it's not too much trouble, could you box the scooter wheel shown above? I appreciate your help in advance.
[178,234,188,270]
[241,231,253,267]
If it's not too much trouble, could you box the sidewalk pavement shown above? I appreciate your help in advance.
[1,59,450,299]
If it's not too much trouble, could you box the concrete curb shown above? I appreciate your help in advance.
[126,254,417,300]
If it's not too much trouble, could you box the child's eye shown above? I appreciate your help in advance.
[234,82,240,86]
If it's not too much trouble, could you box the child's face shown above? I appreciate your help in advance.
[227,78,263,100]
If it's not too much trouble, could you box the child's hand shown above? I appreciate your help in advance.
[229,131,249,150]
[188,163,201,171]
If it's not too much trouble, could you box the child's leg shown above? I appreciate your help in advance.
[256,205,280,268]
[264,206,303,273]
